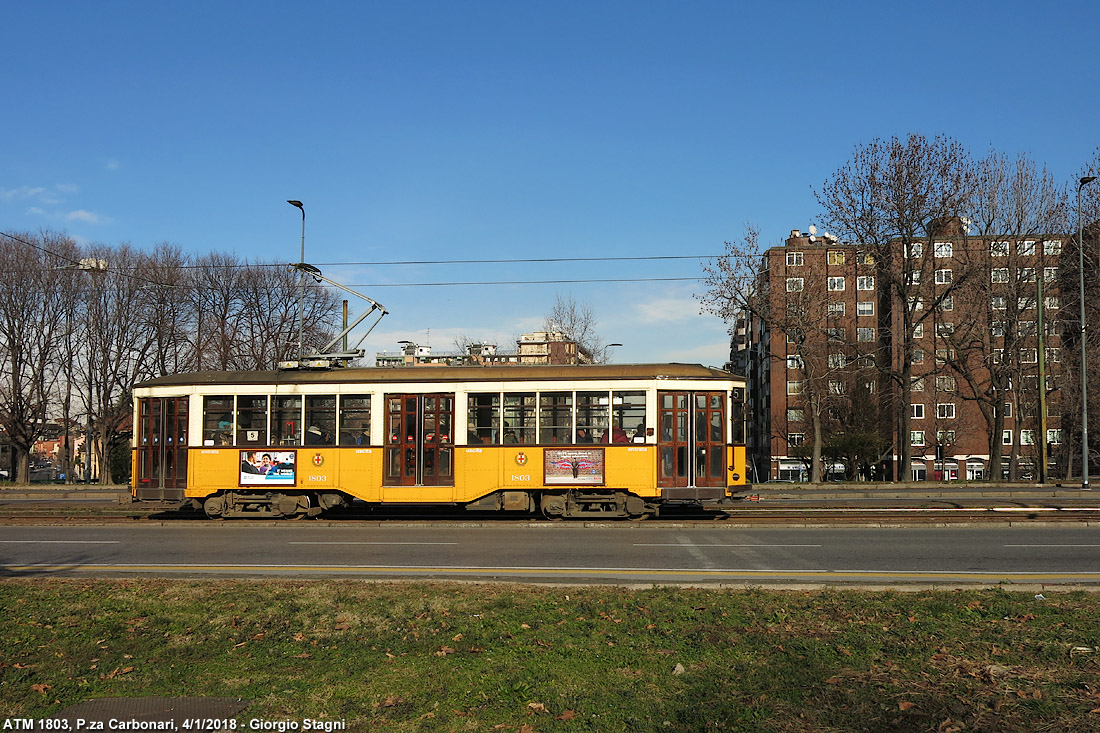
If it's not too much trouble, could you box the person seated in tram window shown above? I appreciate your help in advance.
[305,425,326,445]
[600,426,630,444]
[502,425,518,444]
[357,428,370,445]
[632,422,647,443]
[575,427,593,444]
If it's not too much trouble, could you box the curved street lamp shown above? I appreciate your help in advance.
[287,200,305,361]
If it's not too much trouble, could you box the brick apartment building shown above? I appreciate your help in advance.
[733,224,1071,482]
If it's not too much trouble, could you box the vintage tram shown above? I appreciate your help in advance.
[131,363,748,519]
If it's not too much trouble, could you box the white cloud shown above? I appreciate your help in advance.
[0,185,48,202]
[634,295,704,324]
[105,159,120,171]
[66,209,108,224]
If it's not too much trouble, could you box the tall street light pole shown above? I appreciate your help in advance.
[1077,176,1096,490]
[288,200,305,361]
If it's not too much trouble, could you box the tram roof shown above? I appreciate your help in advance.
[136,363,742,389]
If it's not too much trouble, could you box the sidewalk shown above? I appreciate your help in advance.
[745,482,1097,501]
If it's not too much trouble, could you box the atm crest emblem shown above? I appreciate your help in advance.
[312,453,324,467]
[515,452,528,466]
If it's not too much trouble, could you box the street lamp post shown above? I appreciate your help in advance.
[287,200,305,361]
[1078,176,1096,490]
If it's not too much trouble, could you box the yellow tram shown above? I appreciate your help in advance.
[131,363,748,519]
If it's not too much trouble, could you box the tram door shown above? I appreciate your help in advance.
[384,393,455,487]
[657,391,726,498]
[134,397,188,500]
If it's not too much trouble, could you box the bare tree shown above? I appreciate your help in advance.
[942,151,1069,479]
[817,134,978,480]
[0,232,83,483]
[700,227,865,481]
[543,294,609,363]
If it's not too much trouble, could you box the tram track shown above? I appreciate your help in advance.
[2,501,1100,525]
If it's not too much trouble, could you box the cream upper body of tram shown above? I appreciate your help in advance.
[132,363,747,519]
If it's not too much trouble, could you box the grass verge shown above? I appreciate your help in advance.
[2,579,1099,731]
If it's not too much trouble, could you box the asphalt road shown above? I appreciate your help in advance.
[2,523,1099,588]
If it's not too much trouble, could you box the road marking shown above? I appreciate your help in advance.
[8,563,1100,584]
[1005,544,1100,548]
[288,537,455,541]
[633,543,822,547]
[0,540,120,544]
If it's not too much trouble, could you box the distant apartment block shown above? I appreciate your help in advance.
[735,224,1071,482]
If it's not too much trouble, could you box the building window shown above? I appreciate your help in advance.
[828,301,846,317]
[828,250,846,265]
[936,322,954,337]
[937,430,956,444]
[913,323,924,339]
[992,295,1006,310]
[936,403,956,419]
[1020,348,1038,363]
[993,348,1003,364]
[857,301,874,317]
[911,431,925,446]
[826,327,845,342]
[788,433,805,447]
[907,269,922,285]
[912,347,924,364]
[939,295,954,312]
[828,276,846,291]
[857,276,875,290]
[829,380,846,394]
[1018,240,1036,256]
[1002,430,1013,445]
[787,381,804,395]
[857,251,875,265]
[1043,240,1062,255]
[1047,347,1061,363]
[1018,320,1037,337]
[992,268,1009,283]
[1021,429,1036,445]
[787,354,803,370]
[1044,296,1059,310]
[786,277,804,292]
[991,241,1009,257]
[786,251,804,266]
[908,296,924,311]
[912,404,925,419]
[828,353,846,369]
[934,241,953,258]
[912,378,925,392]
[858,327,875,342]
[1044,266,1058,282]
[1020,267,1037,282]
[936,376,957,392]
[935,348,956,364]
[991,321,1006,337]
[787,408,804,423]
[1048,429,1063,444]
[934,269,953,284]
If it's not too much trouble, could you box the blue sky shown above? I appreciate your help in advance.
[3,1,1098,366]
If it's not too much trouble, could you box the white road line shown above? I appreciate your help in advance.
[290,537,457,541]
[0,540,120,544]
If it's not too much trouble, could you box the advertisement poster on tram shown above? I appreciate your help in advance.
[239,450,296,486]
[545,448,604,485]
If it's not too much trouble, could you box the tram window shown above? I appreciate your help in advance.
[467,393,499,444]
[503,393,536,444]
[272,396,302,445]
[539,392,572,444]
[236,396,268,445]
[305,395,336,445]
[577,392,609,443]
[339,395,371,445]
[203,396,234,446]
[613,391,646,443]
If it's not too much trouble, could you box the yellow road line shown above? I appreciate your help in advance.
[7,564,1100,582]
